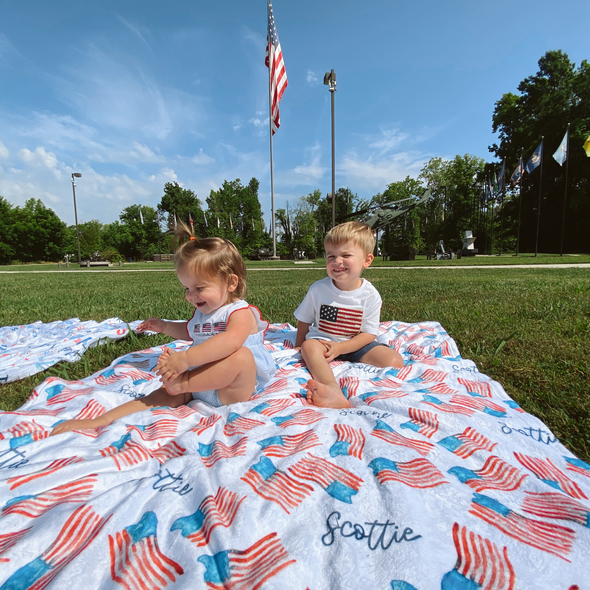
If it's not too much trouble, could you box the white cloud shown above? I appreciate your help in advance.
[0,141,8,159]
[292,141,326,183]
[368,128,410,156]
[306,69,320,86]
[192,149,215,166]
[130,142,166,164]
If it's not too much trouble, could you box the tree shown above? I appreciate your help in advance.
[158,182,205,236]
[206,178,267,257]
[10,199,68,262]
[491,50,590,253]
[0,197,15,264]
[117,205,163,260]
[78,220,103,259]
[419,156,485,251]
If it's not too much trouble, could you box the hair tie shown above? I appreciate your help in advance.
[189,236,196,241]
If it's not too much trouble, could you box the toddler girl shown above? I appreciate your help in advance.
[51,226,276,435]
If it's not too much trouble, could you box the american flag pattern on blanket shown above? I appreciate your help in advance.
[469,493,576,560]
[242,456,314,513]
[318,304,363,337]
[197,532,295,589]
[109,511,184,589]
[258,430,321,458]
[520,491,590,526]
[400,407,439,438]
[0,527,33,563]
[330,424,365,459]
[438,427,497,458]
[171,487,246,546]
[369,457,448,488]
[448,455,528,492]
[2,475,98,518]
[443,523,515,590]
[0,505,111,589]
[6,456,84,490]
[198,438,248,468]
[371,420,434,456]
[514,453,588,499]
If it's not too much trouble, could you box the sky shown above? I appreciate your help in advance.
[1,0,588,227]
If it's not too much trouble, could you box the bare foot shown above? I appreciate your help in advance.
[50,417,106,437]
[162,371,190,396]
[305,379,350,409]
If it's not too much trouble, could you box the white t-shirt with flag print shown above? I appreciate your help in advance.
[294,276,382,343]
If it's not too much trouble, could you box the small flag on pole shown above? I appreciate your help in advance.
[189,212,193,229]
[203,211,208,227]
[497,160,505,192]
[174,213,177,229]
[266,0,288,135]
[511,157,524,185]
[553,129,569,166]
[217,216,220,228]
[229,215,233,230]
[583,134,590,157]
[139,206,144,225]
[526,142,543,174]
[252,218,255,231]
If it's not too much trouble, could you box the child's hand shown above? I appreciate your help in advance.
[156,349,189,382]
[137,318,166,333]
[321,341,341,363]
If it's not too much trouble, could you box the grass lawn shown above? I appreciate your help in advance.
[1,265,589,462]
[2,252,590,273]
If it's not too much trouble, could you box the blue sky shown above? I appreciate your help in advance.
[0,0,588,226]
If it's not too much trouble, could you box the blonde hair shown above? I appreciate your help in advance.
[324,221,375,255]
[173,222,247,300]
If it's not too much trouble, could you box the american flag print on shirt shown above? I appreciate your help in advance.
[318,304,363,338]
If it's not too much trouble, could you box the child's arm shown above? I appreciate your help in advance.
[320,332,376,362]
[156,308,253,382]
[295,322,311,348]
[137,318,189,341]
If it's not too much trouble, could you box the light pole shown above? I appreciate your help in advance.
[71,172,82,263]
[324,69,336,228]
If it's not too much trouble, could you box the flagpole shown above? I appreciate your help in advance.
[516,150,523,257]
[268,1,277,259]
[499,158,505,256]
[534,137,544,257]
[560,124,570,256]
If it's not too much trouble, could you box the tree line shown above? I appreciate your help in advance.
[1,50,588,265]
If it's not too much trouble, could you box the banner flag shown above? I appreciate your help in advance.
[139,206,144,225]
[203,212,208,227]
[553,129,568,166]
[498,160,505,192]
[265,0,288,134]
[511,157,524,185]
[584,134,590,157]
[526,142,543,173]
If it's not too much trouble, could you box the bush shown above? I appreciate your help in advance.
[100,248,124,263]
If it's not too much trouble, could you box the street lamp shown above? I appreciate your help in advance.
[324,69,336,228]
[71,172,82,263]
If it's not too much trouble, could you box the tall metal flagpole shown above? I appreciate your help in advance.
[516,150,523,257]
[560,124,570,256]
[499,158,505,256]
[534,137,544,257]
[268,1,277,259]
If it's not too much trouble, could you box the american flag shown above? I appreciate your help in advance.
[265,0,288,134]
[171,487,246,547]
[448,523,515,590]
[469,493,575,561]
[202,323,212,333]
[213,321,226,332]
[318,304,363,337]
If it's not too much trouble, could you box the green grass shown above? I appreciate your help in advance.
[2,252,590,273]
[1,266,589,462]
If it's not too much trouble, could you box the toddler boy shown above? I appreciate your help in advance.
[294,221,404,408]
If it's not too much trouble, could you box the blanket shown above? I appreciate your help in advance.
[0,320,588,589]
[0,318,140,384]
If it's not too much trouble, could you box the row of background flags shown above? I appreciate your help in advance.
[481,127,590,204]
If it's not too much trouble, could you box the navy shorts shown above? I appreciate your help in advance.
[335,341,389,363]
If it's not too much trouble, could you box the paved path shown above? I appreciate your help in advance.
[2,263,589,274]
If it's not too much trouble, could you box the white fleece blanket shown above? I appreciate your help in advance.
[0,320,588,589]
[0,318,138,384]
